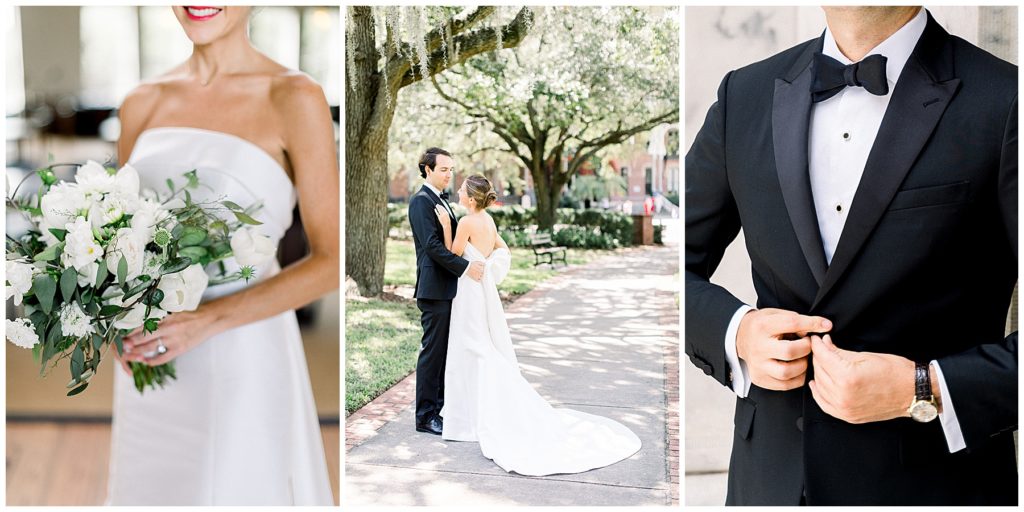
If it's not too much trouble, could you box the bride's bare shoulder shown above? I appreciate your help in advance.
[269,71,328,119]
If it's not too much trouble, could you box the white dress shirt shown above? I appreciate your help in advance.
[422,181,468,277]
[722,8,966,453]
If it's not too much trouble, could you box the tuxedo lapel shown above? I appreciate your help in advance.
[419,184,458,230]
[773,39,829,287]
[812,15,961,308]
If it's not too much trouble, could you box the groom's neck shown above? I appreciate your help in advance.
[823,6,921,61]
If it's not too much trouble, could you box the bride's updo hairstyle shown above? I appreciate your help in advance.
[464,174,498,209]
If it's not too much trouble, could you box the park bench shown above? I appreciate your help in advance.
[529,233,568,267]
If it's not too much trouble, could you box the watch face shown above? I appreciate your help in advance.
[910,401,938,422]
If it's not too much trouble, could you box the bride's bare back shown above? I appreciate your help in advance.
[461,211,500,259]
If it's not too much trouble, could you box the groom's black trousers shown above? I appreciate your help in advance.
[415,298,452,425]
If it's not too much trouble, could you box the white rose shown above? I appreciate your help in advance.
[105,228,147,281]
[6,260,36,306]
[75,160,116,197]
[230,227,277,267]
[6,318,39,349]
[40,181,87,238]
[59,302,94,338]
[107,293,167,330]
[60,217,103,271]
[158,264,209,312]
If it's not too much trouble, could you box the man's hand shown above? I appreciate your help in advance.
[736,308,833,391]
[808,334,925,424]
[466,261,485,282]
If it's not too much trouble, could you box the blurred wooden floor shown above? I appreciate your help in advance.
[6,421,340,506]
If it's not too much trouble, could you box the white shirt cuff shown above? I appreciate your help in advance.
[724,305,754,397]
[930,360,966,453]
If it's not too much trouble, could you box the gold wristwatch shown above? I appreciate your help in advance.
[908,362,938,422]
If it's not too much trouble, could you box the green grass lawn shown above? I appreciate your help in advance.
[345,298,421,415]
[347,239,606,415]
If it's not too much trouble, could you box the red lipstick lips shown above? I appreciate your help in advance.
[184,6,222,21]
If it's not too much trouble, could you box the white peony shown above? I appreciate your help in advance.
[130,198,170,241]
[107,293,167,330]
[59,302,94,338]
[6,259,36,306]
[75,161,140,198]
[158,264,209,312]
[6,318,39,348]
[105,228,147,281]
[112,163,141,197]
[230,227,277,267]
[61,217,103,271]
[40,181,87,239]
[74,160,116,197]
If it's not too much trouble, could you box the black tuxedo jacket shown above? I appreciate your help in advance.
[685,13,1017,505]
[409,185,469,301]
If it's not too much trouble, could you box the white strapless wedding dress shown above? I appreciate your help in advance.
[441,243,641,475]
[105,127,333,505]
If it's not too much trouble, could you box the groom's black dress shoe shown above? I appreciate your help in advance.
[416,416,443,435]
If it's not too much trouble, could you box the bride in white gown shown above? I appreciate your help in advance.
[104,7,337,505]
[435,175,641,476]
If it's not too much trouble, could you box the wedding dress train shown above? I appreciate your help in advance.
[441,242,641,476]
[105,127,333,505]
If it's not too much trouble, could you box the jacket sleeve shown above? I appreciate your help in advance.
[684,71,747,389]
[936,93,1018,451]
[409,195,470,277]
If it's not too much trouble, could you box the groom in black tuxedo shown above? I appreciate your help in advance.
[408,147,484,435]
[686,7,1016,505]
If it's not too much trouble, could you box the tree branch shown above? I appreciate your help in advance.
[396,7,534,89]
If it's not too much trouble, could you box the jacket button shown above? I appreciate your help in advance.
[796,416,804,432]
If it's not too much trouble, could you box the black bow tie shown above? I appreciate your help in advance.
[811,52,889,103]
[439,191,450,201]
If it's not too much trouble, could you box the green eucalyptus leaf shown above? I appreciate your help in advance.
[142,288,165,307]
[117,255,128,285]
[59,267,77,303]
[166,178,175,192]
[123,281,151,301]
[94,259,108,288]
[31,274,57,314]
[160,257,192,275]
[232,211,263,226]
[178,246,208,262]
[98,305,122,316]
[222,200,243,211]
[47,228,67,242]
[178,227,207,247]
[70,344,84,381]
[91,334,103,351]
[33,242,63,262]
[114,334,124,356]
[66,382,89,397]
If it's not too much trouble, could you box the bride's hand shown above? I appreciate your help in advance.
[121,309,219,366]
[434,204,451,230]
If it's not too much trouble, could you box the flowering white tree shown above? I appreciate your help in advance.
[426,7,679,231]
[346,6,535,296]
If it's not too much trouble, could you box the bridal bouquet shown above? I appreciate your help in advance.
[5,161,275,395]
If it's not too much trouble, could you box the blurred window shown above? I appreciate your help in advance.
[80,6,139,108]
[138,7,191,81]
[7,6,24,116]
[299,7,340,105]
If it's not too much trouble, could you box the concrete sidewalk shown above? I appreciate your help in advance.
[345,233,679,506]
